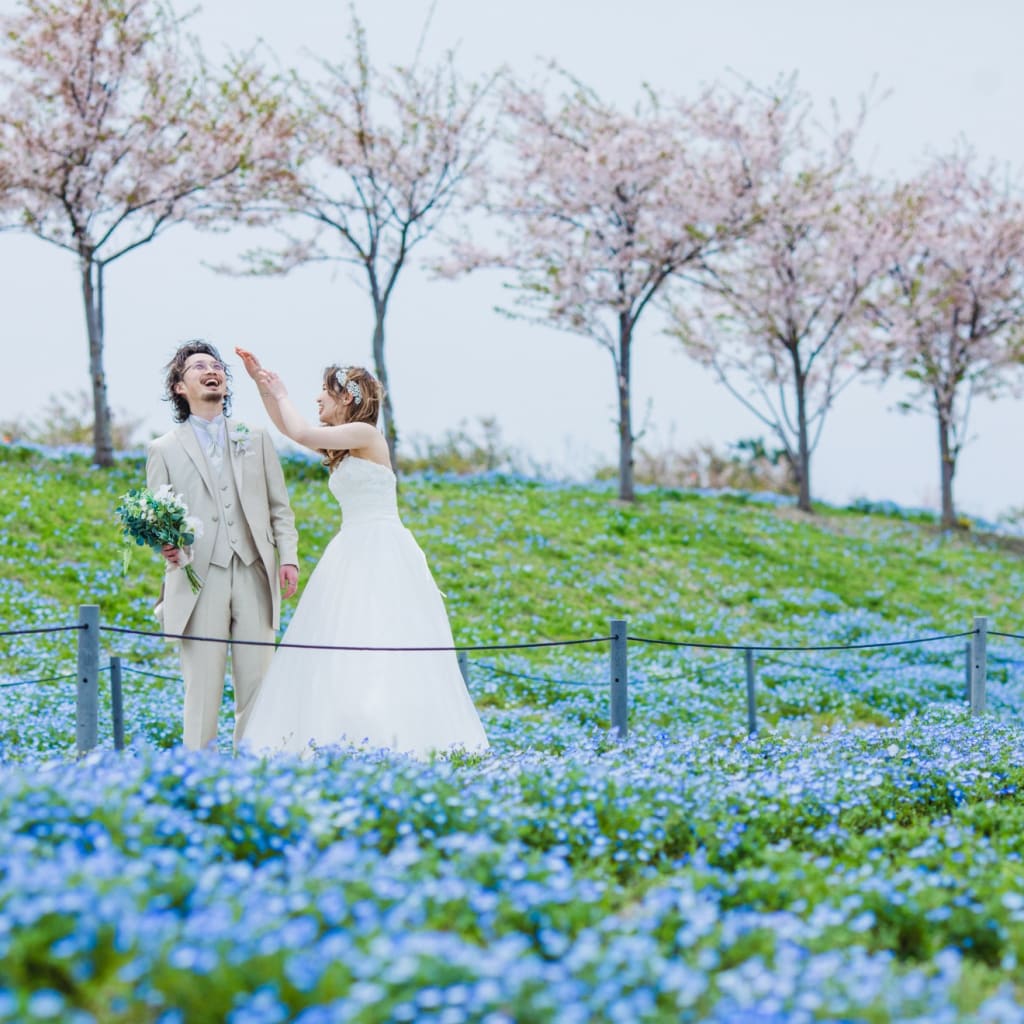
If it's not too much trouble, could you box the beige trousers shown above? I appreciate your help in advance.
[178,557,274,751]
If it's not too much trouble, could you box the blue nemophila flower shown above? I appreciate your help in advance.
[10,451,1024,1017]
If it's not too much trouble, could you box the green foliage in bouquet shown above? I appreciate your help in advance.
[115,485,203,594]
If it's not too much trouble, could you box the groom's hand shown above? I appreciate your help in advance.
[161,544,184,568]
[280,563,299,599]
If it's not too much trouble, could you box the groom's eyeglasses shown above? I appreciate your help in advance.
[185,360,226,375]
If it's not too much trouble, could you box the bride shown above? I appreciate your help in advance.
[234,347,489,758]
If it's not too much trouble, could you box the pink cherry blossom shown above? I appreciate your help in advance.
[453,68,787,501]
[230,14,497,466]
[869,148,1024,527]
[666,83,895,512]
[0,0,292,465]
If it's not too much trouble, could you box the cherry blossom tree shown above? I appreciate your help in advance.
[458,71,780,502]
[870,151,1024,528]
[665,88,893,512]
[0,0,291,466]
[235,15,498,467]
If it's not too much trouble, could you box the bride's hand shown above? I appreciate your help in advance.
[257,369,288,400]
[234,346,263,381]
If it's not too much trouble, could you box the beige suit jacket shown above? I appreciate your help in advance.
[146,421,299,636]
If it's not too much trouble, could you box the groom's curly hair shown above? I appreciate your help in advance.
[163,340,233,423]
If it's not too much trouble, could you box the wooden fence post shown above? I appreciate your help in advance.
[610,618,628,738]
[745,648,758,735]
[110,656,125,752]
[457,650,470,687]
[76,605,99,756]
[970,615,988,715]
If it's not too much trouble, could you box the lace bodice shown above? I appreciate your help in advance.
[327,456,400,526]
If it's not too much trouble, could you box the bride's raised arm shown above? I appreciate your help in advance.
[235,346,378,454]
[236,347,289,436]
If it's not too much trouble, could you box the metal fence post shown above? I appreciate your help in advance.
[76,605,100,756]
[745,648,758,735]
[964,641,971,705]
[610,618,628,738]
[110,656,125,752]
[970,616,988,715]
[457,650,470,687]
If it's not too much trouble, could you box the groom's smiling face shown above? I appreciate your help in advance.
[176,354,227,415]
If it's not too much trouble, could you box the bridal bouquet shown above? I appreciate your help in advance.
[116,485,204,594]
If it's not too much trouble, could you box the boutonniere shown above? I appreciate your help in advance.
[228,422,254,456]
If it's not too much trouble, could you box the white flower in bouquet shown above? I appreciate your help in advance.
[116,486,204,593]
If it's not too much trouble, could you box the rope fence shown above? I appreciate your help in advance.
[0,670,81,689]
[626,629,975,652]
[115,662,180,682]
[98,623,615,653]
[0,607,1016,755]
[0,624,85,639]
[473,660,607,689]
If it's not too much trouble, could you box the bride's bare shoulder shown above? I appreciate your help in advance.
[348,426,391,467]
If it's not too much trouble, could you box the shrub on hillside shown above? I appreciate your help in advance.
[598,436,798,494]
[397,416,536,476]
[0,390,144,450]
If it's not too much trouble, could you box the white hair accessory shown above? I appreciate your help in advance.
[334,369,363,405]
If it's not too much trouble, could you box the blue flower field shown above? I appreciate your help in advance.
[3,446,1024,1021]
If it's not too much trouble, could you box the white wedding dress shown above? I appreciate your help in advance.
[241,456,489,758]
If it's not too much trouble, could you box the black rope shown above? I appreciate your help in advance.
[118,663,180,682]
[756,654,937,676]
[627,629,975,653]
[0,624,85,639]
[474,661,603,688]
[990,631,1024,642]
[645,667,731,683]
[99,624,615,653]
[0,661,112,689]
[1,615,983,661]
[0,670,78,688]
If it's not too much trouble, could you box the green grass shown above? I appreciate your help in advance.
[1,445,1020,647]
[6,446,1024,1018]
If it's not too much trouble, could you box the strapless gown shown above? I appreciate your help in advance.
[241,457,489,758]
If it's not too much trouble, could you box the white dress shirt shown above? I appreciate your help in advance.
[189,414,226,470]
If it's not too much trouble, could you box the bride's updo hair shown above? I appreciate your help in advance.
[320,364,386,471]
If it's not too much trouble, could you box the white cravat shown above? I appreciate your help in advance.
[190,415,225,470]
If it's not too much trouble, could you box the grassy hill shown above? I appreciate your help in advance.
[2,443,1022,647]
[3,445,1024,1020]
[3,442,1024,741]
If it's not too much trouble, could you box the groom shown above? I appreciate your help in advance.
[147,340,300,751]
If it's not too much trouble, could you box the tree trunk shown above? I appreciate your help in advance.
[936,395,957,529]
[792,360,812,513]
[80,255,114,468]
[617,312,635,502]
[371,299,397,469]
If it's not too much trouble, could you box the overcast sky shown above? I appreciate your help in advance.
[3,0,1024,518]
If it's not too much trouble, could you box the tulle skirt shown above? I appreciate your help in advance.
[241,517,489,758]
